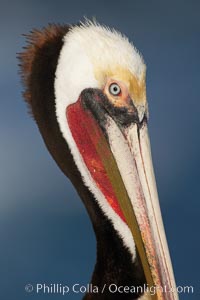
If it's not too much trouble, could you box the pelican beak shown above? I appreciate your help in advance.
[66,89,178,300]
[106,120,178,300]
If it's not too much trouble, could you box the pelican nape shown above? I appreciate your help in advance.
[19,21,178,300]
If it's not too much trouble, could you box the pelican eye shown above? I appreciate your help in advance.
[109,83,121,96]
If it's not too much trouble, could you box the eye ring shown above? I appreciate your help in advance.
[109,83,121,96]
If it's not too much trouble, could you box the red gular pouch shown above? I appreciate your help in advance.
[66,90,127,223]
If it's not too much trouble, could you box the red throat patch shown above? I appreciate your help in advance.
[67,99,126,222]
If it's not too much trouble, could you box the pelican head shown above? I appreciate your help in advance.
[19,21,178,300]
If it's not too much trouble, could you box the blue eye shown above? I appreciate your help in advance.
[109,83,121,96]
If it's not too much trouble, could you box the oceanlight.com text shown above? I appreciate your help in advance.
[25,283,194,296]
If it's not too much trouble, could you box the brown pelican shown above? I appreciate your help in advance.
[19,21,178,300]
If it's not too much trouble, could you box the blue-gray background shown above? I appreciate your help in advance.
[1,1,199,299]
